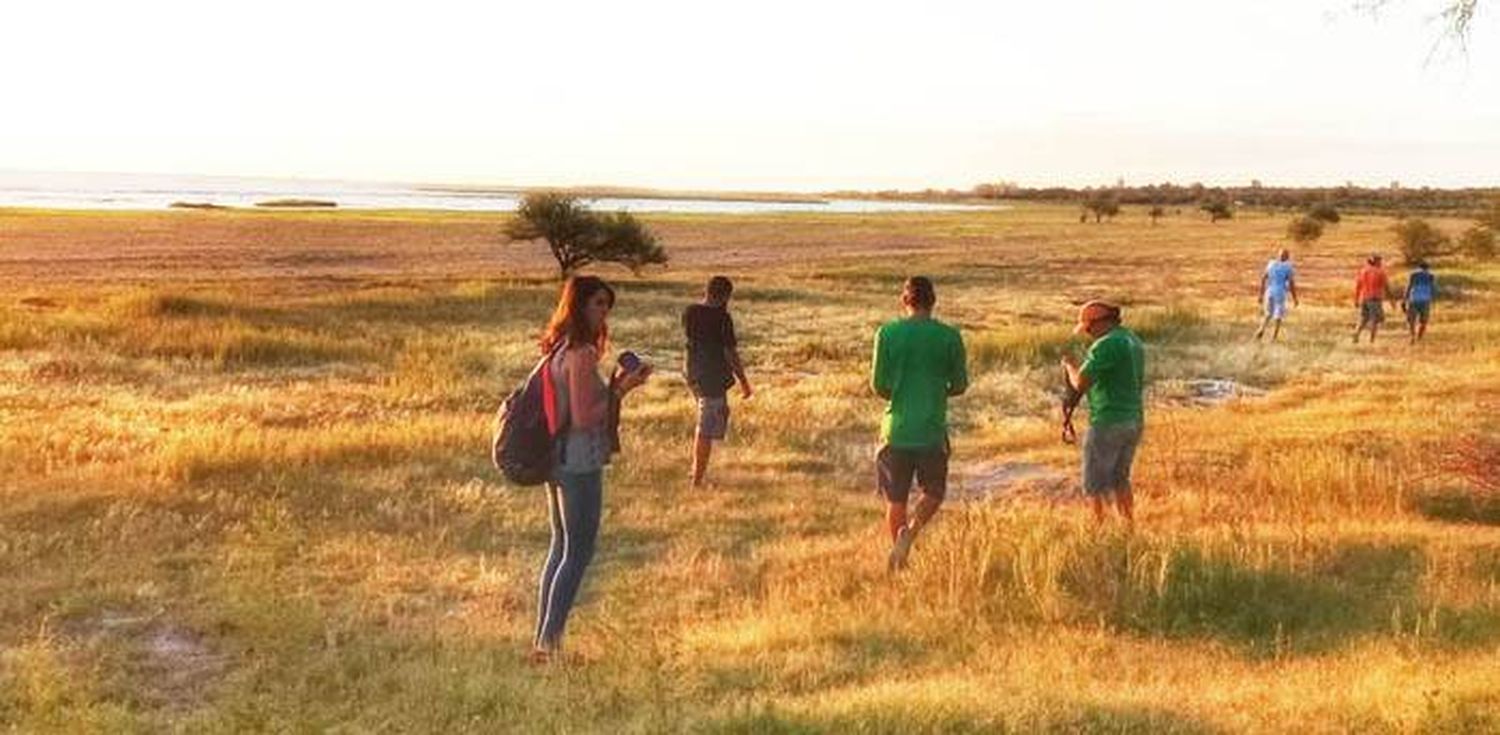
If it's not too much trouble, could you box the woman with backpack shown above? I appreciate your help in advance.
[532,275,650,663]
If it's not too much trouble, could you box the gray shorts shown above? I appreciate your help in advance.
[1360,299,1384,324]
[696,396,729,440]
[1082,422,1142,496]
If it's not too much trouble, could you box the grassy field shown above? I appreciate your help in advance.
[1,204,1497,733]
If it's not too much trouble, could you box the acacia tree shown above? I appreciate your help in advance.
[590,210,668,274]
[505,192,668,278]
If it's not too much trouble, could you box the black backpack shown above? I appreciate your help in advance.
[492,349,565,486]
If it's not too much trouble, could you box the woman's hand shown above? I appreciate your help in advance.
[613,364,653,395]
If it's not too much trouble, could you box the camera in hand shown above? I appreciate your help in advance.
[618,350,644,373]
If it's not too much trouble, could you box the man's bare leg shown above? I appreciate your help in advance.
[885,503,908,542]
[691,431,712,487]
[908,492,942,536]
[1115,489,1135,524]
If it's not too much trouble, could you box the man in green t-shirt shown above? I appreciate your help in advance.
[1061,300,1145,524]
[871,276,968,571]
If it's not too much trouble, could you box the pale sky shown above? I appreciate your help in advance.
[2,0,1497,190]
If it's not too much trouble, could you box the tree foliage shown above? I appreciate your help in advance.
[504,192,668,278]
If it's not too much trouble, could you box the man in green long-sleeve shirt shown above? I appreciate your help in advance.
[872,276,968,572]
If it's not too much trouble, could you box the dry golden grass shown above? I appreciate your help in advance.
[0,203,1496,732]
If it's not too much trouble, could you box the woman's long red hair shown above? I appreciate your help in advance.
[540,275,615,354]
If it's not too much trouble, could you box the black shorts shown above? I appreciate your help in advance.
[876,443,949,503]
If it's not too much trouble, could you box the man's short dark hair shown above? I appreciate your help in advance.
[706,276,734,301]
[902,276,936,309]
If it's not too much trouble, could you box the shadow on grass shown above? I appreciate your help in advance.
[701,629,932,699]
[1110,543,1428,655]
[707,701,1220,734]
[1411,488,1500,525]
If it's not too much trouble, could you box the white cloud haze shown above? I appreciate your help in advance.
[1,0,1497,189]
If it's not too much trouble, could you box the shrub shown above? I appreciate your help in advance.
[1392,218,1450,265]
[1200,200,1233,222]
[1307,203,1341,224]
[1286,216,1325,245]
[1084,194,1121,223]
[1460,225,1496,260]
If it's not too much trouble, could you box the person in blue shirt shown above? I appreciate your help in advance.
[1403,260,1438,344]
[1255,248,1299,342]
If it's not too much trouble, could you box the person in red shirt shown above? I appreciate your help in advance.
[1352,254,1394,343]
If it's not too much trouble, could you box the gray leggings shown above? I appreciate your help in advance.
[534,469,602,650]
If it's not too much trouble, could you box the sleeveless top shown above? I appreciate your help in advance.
[549,344,611,473]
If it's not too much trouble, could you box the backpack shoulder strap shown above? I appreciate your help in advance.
[540,343,567,436]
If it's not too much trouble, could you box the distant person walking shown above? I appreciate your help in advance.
[872,277,968,572]
[1255,248,1299,342]
[1061,301,1145,525]
[532,276,651,663]
[683,275,752,487]
[1403,260,1437,344]
[1352,254,1393,343]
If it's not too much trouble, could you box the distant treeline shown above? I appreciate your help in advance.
[832,183,1500,216]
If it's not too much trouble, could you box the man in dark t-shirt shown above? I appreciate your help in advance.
[683,276,752,487]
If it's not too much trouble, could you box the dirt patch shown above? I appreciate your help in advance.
[950,461,1074,502]
[18,296,60,309]
[1157,378,1267,407]
[66,611,227,712]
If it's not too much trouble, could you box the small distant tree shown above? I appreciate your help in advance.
[1148,205,1165,226]
[1287,215,1325,244]
[1393,218,1450,265]
[1307,203,1341,224]
[972,181,1018,199]
[1085,193,1121,223]
[1460,225,1496,260]
[1200,199,1233,222]
[505,192,668,278]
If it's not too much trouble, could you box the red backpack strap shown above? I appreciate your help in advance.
[541,347,563,436]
